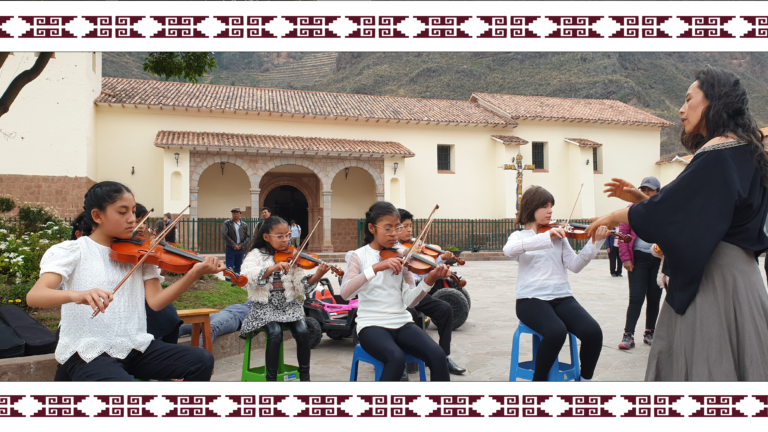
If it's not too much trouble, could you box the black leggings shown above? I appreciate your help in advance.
[411,294,453,356]
[262,320,310,381]
[624,251,662,333]
[62,339,214,381]
[516,297,603,381]
[358,323,450,381]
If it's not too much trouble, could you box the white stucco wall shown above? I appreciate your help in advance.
[513,120,665,219]
[0,52,101,178]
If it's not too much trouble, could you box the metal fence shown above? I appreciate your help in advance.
[356,218,599,252]
[1,217,263,254]
[146,218,262,253]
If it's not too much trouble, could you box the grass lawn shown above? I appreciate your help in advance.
[172,278,248,311]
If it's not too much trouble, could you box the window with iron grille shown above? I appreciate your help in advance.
[532,142,545,170]
[438,145,452,171]
[593,147,599,172]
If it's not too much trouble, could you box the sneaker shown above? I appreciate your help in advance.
[643,330,654,346]
[618,332,635,350]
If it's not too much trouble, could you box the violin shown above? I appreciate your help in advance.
[537,222,631,243]
[274,246,345,277]
[110,235,248,287]
[379,248,467,288]
[401,239,466,265]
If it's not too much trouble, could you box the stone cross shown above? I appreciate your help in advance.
[499,151,536,215]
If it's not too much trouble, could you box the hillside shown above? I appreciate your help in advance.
[102,52,768,157]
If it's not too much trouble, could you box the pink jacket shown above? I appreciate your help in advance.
[618,204,637,263]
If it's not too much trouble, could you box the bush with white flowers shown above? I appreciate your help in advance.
[0,204,71,307]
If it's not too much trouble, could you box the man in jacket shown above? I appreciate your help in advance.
[222,208,250,281]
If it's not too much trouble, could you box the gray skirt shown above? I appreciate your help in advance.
[645,241,768,381]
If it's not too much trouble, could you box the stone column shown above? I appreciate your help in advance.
[321,190,333,252]
[376,192,385,202]
[308,206,323,252]
[250,188,260,220]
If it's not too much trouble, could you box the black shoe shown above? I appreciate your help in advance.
[447,358,466,375]
[401,369,409,381]
[643,330,654,346]
[610,273,617,277]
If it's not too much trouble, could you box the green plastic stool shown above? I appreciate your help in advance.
[242,325,299,382]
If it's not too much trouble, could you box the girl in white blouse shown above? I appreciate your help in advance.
[27,181,223,381]
[503,186,609,381]
[341,201,452,381]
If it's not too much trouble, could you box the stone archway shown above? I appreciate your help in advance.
[190,153,258,218]
[259,174,323,252]
[326,159,385,199]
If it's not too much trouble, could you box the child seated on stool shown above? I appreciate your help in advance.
[503,186,609,381]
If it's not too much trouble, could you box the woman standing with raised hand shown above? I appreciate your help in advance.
[586,65,768,381]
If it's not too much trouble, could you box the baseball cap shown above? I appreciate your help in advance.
[231,207,241,213]
[639,177,660,191]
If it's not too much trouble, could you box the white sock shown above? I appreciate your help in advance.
[446,355,451,359]
[579,376,592,381]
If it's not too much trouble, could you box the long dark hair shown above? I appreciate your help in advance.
[681,65,768,186]
[252,215,289,255]
[135,203,149,220]
[82,181,133,231]
[363,201,400,246]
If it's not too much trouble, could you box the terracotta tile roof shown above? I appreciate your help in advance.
[154,130,415,157]
[97,78,514,126]
[565,138,603,148]
[656,154,693,165]
[471,93,674,127]
[491,135,528,145]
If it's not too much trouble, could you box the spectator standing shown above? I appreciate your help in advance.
[222,208,250,281]
[290,220,302,247]
[606,233,622,277]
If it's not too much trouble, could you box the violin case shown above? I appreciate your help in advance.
[0,314,25,359]
[0,305,57,357]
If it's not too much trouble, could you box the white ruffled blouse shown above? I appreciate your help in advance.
[40,236,162,364]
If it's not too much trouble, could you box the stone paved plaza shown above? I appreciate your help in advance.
[209,257,768,382]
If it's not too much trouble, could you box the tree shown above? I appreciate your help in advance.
[142,52,217,84]
[0,52,216,119]
[0,53,53,118]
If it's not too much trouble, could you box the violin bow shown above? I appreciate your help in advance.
[132,208,154,237]
[91,205,190,319]
[403,205,439,264]
[564,183,584,228]
[285,216,322,275]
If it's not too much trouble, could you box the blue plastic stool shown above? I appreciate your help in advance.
[350,344,427,381]
[509,322,580,381]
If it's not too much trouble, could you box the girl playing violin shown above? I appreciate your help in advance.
[27,181,220,381]
[238,216,331,381]
[503,185,609,381]
[341,201,452,381]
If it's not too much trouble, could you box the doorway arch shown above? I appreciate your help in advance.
[263,185,309,243]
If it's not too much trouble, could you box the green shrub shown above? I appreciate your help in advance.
[17,203,59,232]
[0,195,17,215]
[0,281,35,309]
[1,218,71,285]
[444,245,460,252]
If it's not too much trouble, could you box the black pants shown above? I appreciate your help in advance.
[608,247,622,276]
[61,339,214,381]
[358,323,450,381]
[410,294,453,356]
[624,250,662,333]
[516,297,603,381]
[262,320,310,381]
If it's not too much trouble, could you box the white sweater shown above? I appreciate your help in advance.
[502,230,604,300]
[340,245,433,333]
